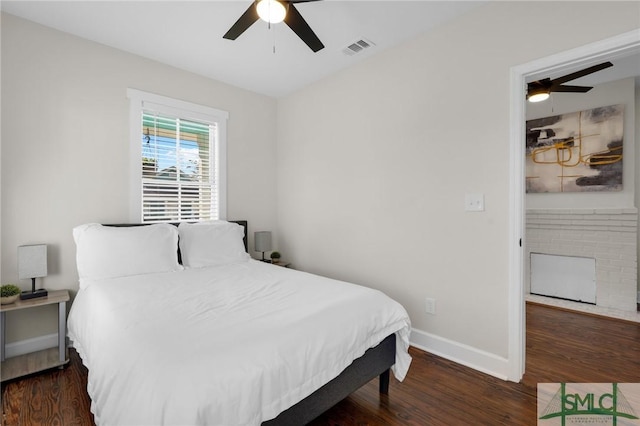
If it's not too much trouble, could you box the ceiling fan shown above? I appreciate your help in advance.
[223,0,325,53]
[527,61,613,102]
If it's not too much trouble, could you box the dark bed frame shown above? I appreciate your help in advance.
[105,220,396,425]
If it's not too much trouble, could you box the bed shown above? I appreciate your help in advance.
[68,220,412,425]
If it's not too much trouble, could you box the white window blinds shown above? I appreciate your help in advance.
[128,89,228,223]
[140,111,217,223]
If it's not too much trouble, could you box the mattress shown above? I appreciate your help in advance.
[68,260,412,425]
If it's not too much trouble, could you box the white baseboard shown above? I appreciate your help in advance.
[5,333,61,358]
[410,328,510,381]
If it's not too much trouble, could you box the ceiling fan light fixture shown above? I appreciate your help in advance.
[257,0,287,24]
[527,87,550,103]
[528,92,550,103]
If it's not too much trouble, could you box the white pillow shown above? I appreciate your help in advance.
[73,223,182,287]
[178,221,249,268]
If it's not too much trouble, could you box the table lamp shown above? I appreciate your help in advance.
[254,231,272,262]
[18,244,49,300]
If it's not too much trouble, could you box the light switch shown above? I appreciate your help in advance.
[465,193,484,212]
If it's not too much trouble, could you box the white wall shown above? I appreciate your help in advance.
[276,0,640,372]
[0,13,3,287]
[526,78,636,209]
[1,13,278,343]
[637,83,640,299]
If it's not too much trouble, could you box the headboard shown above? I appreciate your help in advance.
[104,221,249,262]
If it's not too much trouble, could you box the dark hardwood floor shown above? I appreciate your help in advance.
[2,302,639,425]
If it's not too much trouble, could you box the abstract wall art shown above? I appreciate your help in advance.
[526,104,624,193]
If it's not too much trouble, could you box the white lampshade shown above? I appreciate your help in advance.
[254,231,272,253]
[18,244,48,279]
[257,0,287,24]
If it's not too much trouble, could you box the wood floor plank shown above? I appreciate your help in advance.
[2,350,93,426]
[2,302,638,425]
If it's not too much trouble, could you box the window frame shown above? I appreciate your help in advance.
[127,89,228,223]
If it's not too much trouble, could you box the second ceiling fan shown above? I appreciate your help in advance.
[527,61,613,102]
[223,0,325,53]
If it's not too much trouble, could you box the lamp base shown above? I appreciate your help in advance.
[20,289,48,300]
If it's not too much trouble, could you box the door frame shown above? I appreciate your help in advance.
[507,29,640,382]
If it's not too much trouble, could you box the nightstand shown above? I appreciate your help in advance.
[1,289,70,381]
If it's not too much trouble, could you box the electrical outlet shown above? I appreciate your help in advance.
[425,297,436,315]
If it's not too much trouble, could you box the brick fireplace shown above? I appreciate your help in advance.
[526,208,638,312]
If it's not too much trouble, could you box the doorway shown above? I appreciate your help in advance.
[508,30,640,382]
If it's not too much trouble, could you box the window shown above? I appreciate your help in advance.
[128,89,228,223]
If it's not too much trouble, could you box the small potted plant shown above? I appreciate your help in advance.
[270,251,281,265]
[1,284,21,305]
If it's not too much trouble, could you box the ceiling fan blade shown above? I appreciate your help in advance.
[528,78,551,89]
[223,3,259,40]
[551,61,613,85]
[284,3,324,52]
[550,85,593,93]
[289,0,322,3]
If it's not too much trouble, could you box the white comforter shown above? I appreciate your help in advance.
[68,260,412,425]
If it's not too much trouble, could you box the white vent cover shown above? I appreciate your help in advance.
[531,253,596,304]
[342,38,375,56]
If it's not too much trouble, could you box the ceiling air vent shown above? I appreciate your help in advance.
[342,38,375,57]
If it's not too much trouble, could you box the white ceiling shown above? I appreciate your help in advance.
[3,1,638,98]
[1,0,486,98]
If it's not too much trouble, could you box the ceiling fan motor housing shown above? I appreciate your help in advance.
[223,0,325,52]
